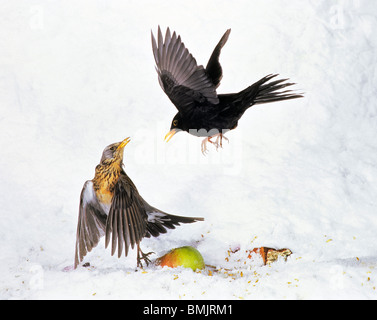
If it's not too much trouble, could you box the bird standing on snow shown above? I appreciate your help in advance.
[152,27,303,154]
[74,137,203,268]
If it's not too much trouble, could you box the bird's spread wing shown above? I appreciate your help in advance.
[142,200,204,238]
[105,174,147,258]
[74,180,107,268]
[205,29,231,89]
[152,26,219,114]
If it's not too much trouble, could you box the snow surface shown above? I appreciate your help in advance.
[1,0,377,300]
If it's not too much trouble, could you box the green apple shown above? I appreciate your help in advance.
[156,246,205,271]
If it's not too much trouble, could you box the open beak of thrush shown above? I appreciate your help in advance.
[117,137,131,150]
[164,130,176,143]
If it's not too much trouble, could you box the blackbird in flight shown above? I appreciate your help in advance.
[74,138,203,268]
[152,27,303,154]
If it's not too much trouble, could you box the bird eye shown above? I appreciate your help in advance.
[173,120,178,126]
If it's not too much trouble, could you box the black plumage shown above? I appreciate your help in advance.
[74,138,203,268]
[152,26,303,154]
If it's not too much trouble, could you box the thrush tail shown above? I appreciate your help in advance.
[143,204,204,239]
[236,74,303,111]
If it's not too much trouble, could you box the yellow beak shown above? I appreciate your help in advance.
[117,137,131,150]
[164,130,176,143]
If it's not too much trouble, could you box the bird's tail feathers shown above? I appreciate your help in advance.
[238,74,303,109]
[145,206,204,238]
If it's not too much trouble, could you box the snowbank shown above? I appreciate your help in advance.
[1,0,376,299]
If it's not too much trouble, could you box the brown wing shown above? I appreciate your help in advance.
[152,26,219,115]
[105,173,147,258]
[74,180,107,269]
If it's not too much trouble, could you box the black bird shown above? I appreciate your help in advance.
[74,137,203,269]
[152,27,303,154]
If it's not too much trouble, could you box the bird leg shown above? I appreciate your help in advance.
[213,133,229,150]
[137,243,154,268]
[201,133,229,155]
[201,136,214,155]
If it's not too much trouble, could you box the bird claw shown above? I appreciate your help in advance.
[215,134,229,149]
[137,249,155,268]
[201,134,229,155]
[201,138,211,155]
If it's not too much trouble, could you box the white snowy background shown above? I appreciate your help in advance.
[1,0,377,300]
